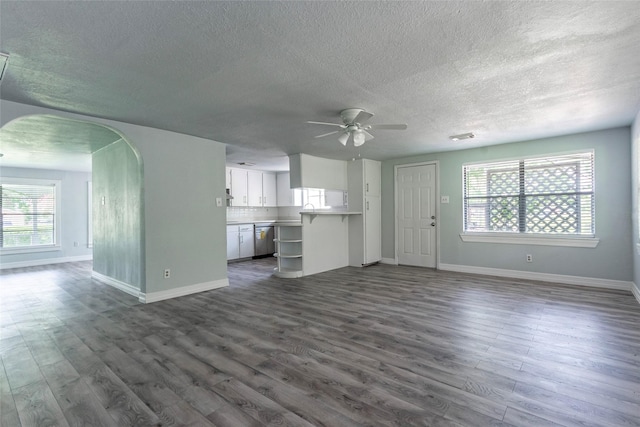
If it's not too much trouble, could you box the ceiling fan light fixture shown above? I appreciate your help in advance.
[449,132,475,141]
[353,130,366,147]
[338,133,349,146]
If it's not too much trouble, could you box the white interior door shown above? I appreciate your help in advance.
[397,164,437,268]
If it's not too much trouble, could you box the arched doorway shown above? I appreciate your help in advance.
[0,114,145,294]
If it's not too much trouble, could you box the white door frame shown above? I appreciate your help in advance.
[393,161,440,268]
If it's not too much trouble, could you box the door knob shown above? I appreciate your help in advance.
[431,222,435,226]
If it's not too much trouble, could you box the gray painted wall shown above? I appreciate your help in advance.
[382,127,633,282]
[632,111,639,290]
[92,139,143,290]
[0,167,93,266]
[1,100,229,296]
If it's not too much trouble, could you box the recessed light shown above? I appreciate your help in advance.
[449,132,475,141]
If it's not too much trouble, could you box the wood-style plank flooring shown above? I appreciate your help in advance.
[1,259,639,426]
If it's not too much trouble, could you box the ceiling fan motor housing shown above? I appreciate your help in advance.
[340,108,366,125]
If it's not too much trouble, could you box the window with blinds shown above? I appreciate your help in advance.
[463,151,595,235]
[1,181,57,248]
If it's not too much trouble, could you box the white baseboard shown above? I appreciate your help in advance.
[631,282,640,304]
[0,255,93,270]
[140,278,229,304]
[91,271,140,298]
[380,257,398,265]
[438,263,633,292]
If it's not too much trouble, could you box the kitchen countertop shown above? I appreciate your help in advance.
[227,219,302,225]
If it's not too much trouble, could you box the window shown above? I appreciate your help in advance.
[463,152,594,236]
[1,178,61,250]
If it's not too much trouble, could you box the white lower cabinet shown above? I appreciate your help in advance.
[239,225,255,258]
[227,224,255,261]
[227,226,240,260]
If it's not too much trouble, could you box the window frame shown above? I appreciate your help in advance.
[460,151,599,248]
[0,177,62,254]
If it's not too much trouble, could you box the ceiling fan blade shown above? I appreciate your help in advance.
[306,120,345,127]
[363,130,375,141]
[368,124,407,130]
[353,110,374,124]
[314,130,340,138]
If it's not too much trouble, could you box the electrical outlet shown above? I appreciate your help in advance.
[526,254,533,263]
[164,269,170,279]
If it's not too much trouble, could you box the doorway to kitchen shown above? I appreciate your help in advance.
[395,162,438,268]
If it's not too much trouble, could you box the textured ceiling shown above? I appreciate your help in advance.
[1,1,639,171]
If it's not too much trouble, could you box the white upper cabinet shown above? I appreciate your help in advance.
[229,168,278,207]
[262,172,277,207]
[289,154,347,190]
[229,168,248,206]
[247,170,263,206]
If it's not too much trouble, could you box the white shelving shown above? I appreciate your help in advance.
[274,224,303,278]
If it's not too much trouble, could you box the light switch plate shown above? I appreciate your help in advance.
[216,197,223,207]
[441,195,450,204]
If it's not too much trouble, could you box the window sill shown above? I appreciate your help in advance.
[0,245,62,255]
[459,233,599,248]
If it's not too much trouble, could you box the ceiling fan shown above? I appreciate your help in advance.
[307,108,407,147]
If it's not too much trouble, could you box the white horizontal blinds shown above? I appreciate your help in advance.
[464,152,595,235]
[524,152,594,235]
[1,183,56,247]
[464,159,520,232]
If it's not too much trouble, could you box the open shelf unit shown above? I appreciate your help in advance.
[273,224,303,278]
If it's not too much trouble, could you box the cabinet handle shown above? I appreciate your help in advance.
[366,200,369,210]
[366,183,369,193]
[243,196,247,204]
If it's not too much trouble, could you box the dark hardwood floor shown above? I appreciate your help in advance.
[1,259,639,426]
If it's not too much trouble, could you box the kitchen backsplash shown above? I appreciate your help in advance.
[227,206,301,222]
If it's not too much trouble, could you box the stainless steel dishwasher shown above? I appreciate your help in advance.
[254,225,275,257]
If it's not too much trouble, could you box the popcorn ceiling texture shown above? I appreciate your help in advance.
[1,1,639,170]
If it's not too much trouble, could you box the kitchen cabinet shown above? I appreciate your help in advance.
[239,224,255,258]
[247,170,263,206]
[246,170,277,207]
[347,159,381,266]
[289,153,347,190]
[227,225,240,260]
[229,168,248,207]
[227,224,255,260]
[276,172,303,207]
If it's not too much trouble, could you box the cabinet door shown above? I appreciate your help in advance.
[364,195,381,264]
[230,168,248,206]
[227,226,239,260]
[364,159,381,197]
[247,170,263,206]
[225,167,232,189]
[239,228,255,258]
[262,173,277,207]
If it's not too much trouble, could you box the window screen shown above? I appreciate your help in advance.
[463,152,594,235]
